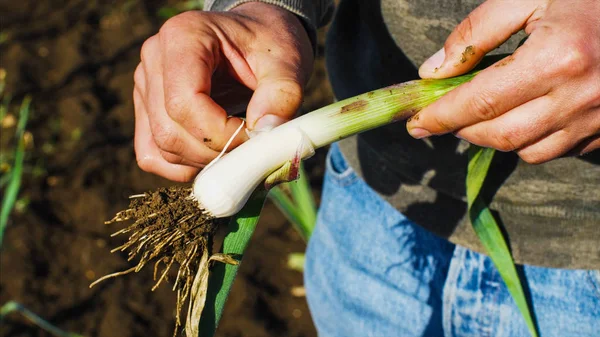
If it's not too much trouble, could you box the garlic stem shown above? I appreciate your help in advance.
[193,73,477,217]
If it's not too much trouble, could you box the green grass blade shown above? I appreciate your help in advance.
[156,7,179,19]
[287,163,317,234]
[467,146,538,337]
[1,301,85,337]
[268,163,317,242]
[15,97,30,134]
[268,187,311,242]
[0,96,31,246]
[198,188,267,336]
[466,146,495,202]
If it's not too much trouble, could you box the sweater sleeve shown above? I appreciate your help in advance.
[204,0,334,52]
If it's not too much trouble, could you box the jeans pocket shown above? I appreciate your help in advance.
[325,143,358,186]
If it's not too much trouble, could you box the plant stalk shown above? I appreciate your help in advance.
[193,73,478,218]
[195,74,478,333]
[278,73,477,149]
[197,188,267,336]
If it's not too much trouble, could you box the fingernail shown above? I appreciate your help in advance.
[252,114,287,132]
[420,48,446,76]
[408,128,431,139]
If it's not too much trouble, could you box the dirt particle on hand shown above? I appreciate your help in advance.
[406,112,421,123]
[495,55,515,67]
[460,45,476,64]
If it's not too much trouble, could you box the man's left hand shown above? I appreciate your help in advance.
[408,0,600,164]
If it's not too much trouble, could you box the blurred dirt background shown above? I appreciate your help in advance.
[0,1,333,336]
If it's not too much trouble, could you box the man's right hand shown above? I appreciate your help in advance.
[133,3,314,182]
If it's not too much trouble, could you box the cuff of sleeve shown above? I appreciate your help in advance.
[204,0,333,54]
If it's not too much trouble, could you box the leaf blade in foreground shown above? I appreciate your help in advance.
[467,146,538,337]
[197,189,267,336]
[0,96,31,246]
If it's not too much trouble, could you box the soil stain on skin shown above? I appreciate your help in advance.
[495,55,515,67]
[340,99,368,113]
[460,45,476,64]
[405,111,421,123]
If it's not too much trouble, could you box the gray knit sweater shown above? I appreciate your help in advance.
[206,0,600,270]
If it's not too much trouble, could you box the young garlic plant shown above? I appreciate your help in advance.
[192,73,477,217]
[194,69,537,337]
[97,73,481,337]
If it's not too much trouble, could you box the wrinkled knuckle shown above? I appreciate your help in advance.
[469,92,500,120]
[431,114,454,133]
[553,42,593,78]
[140,35,158,63]
[159,12,189,34]
[179,10,204,23]
[594,81,600,103]
[179,170,197,183]
[278,80,303,105]
[164,93,190,122]
[161,12,197,35]
[492,128,518,152]
[593,90,600,108]
[519,151,548,165]
[152,123,181,154]
[160,150,183,165]
[450,14,474,46]
[589,78,600,107]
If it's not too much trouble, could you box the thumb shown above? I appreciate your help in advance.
[245,62,306,131]
[419,0,543,79]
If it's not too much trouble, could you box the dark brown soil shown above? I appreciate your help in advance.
[0,1,333,336]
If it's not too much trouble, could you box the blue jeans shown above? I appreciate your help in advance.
[304,144,600,337]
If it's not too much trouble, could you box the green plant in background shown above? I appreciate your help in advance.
[0,80,32,246]
[0,71,79,336]
[157,0,204,19]
[268,162,318,272]
[268,162,317,242]
[0,301,85,337]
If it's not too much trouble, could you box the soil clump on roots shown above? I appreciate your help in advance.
[92,186,223,334]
